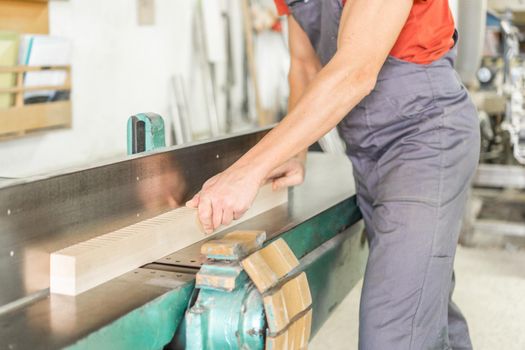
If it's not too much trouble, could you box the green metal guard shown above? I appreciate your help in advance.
[182,199,366,349]
[127,112,166,155]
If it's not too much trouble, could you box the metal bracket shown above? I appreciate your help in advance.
[127,112,166,155]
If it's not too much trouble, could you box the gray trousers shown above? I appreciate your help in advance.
[339,50,480,350]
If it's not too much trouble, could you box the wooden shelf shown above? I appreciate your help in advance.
[0,65,72,139]
[0,0,49,34]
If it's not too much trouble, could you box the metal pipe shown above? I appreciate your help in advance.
[455,0,488,85]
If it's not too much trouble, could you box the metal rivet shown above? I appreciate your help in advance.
[216,154,219,159]
[7,209,11,216]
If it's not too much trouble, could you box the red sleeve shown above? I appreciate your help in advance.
[274,0,290,16]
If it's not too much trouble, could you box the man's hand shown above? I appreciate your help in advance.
[185,164,264,234]
[266,156,306,191]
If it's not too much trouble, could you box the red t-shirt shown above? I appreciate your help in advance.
[274,0,455,64]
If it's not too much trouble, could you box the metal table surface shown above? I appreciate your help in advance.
[0,152,357,350]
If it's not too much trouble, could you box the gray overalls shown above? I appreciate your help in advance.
[286,1,480,349]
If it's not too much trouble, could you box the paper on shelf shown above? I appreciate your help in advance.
[19,35,72,101]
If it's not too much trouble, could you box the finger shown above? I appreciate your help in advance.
[266,167,285,180]
[272,173,302,190]
[186,193,200,208]
[198,196,214,234]
[267,162,292,180]
[222,207,234,226]
[211,200,223,231]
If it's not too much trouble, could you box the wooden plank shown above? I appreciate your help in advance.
[200,230,266,260]
[0,100,71,135]
[0,65,70,73]
[15,70,24,107]
[0,0,49,34]
[50,185,288,296]
[0,83,71,94]
[0,84,71,94]
[240,0,265,126]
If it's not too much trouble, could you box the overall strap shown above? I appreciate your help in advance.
[285,0,343,66]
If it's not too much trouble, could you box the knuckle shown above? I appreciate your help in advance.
[223,197,233,209]
[233,204,246,213]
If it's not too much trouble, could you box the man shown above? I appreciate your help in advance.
[187,0,480,349]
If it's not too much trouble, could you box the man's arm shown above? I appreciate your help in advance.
[287,15,322,124]
[237,0,412,175]
[188,0,413,233]
[266,15,321,189]
[287,14,322,160]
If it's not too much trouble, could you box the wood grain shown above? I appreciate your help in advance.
[50,185,288,296]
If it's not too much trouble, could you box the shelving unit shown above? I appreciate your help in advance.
[0,0,73,140]
[0,65,72,138]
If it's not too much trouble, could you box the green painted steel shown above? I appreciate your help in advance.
[272,196,362,259]
[183,198,365,350]
[196,263,249,292]
[65,282,194,350]
[185,283,266,350]
[304,223,368,336]
[127,112,166,155]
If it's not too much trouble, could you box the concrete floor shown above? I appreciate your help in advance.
[309,245,525,350]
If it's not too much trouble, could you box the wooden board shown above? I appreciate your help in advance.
[0,100,71,136]
[0,0,49,34]
[50,184,288,296]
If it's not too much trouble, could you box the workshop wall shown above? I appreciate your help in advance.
[0,0,459,178]
[0,0,202,177]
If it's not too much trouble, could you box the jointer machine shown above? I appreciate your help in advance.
[0,116,367,349]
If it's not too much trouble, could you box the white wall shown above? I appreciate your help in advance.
[0,1,460,177]
[449,0,458,23]
[0,0,199,177]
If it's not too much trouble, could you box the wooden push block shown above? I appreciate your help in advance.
[263,273,312,334]
[265,309,312,350]
[50,184,287,295]
[200,230,266,260]
[241,238,299,293]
